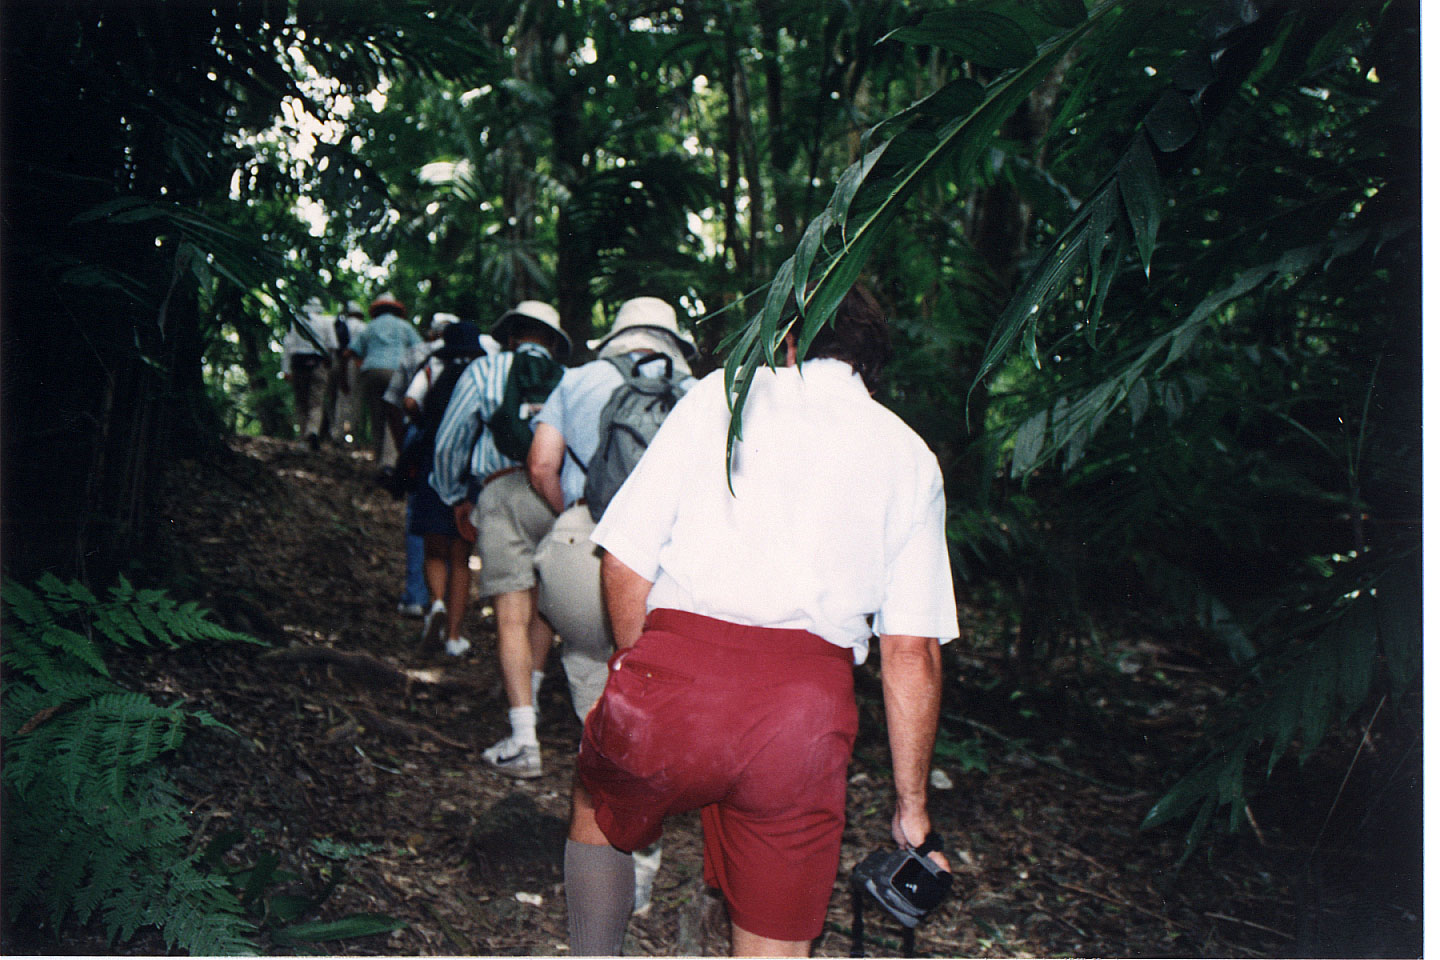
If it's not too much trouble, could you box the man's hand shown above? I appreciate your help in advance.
[879,633,947,871]
[599,551,652,650]
[453,502,477,543]
[892,809,951,874]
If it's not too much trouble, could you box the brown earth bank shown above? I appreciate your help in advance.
[7,435,1421,957]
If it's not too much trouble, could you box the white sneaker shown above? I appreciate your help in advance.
[421,600,446,648]
[633,841,663,916]
[397,601,426,618]
[482,736,542,779]
[445,636,472,657]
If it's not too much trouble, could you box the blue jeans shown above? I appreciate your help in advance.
[400,428,430,608]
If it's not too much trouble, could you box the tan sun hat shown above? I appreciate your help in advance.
[369,292,407,317]
[492,300,570,360]
[588,297,696,358]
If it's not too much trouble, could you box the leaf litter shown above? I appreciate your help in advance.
[42,433,1412,957]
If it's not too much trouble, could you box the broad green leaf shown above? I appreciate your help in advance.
[886,10,1036,70]
[69,197,162,226]
[974,227,1088,388]
[272,914,407,943]
[1117,139,1163,275]
[1034,0,1089,28]
[1172,48,1217,92]
[239,852,280,905]
[1011,410,1048,477]
[1088,208,1130,327]
[758,257,797,366]
[268,893,318,924]
[1087,183,1119,298]
[1375,560,1421,695]
[791,210,834,314]
[1336,599,1378,714]
[916,78,986,122]
[1160,380,1185,423]
[1143,87,1200,152]
[832,143,890,242]
[1128,377,1149,426]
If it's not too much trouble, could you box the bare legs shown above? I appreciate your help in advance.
[421,533,471,643]
[494,587,552,708]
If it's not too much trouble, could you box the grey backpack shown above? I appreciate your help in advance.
[580,355,687,521]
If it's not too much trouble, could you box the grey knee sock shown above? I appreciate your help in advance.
[566,839,636,956]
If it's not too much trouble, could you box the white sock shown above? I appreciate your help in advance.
[531,669,546,704]
[509,705,538,746]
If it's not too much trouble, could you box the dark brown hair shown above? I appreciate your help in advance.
[802,282,893,392]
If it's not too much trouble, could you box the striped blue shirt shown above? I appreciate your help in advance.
[428,342,555,506]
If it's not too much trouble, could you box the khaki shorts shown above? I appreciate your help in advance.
[474,470,557,596]
[535,504,612,719]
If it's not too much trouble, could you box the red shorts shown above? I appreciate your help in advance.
[577,608,857,942]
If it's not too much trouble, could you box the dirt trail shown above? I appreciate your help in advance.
[86,434,1312,956]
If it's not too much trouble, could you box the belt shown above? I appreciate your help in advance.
[483,465,525,487]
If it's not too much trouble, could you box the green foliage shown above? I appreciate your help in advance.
[1141,550,1420,858]
[736,0,1419,860]
[934,731,990,775]
[720,0,1119,468]
[199,830,406,950]
[1,575,262,954]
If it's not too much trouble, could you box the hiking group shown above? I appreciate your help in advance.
[280,285,958,957]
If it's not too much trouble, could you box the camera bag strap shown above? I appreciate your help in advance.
[850,885,917,958]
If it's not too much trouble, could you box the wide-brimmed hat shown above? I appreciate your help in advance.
[429,312,460,334]
[588,297,696,358]
[343,300,366,318]
[436,321,488,358]
[492,300,570,360]
[369,292,407,317]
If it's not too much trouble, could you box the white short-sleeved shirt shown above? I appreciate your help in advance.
[591,358,958,663]
[404,355,448,409]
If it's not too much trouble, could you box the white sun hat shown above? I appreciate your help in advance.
[491,300,570,360]
[588,297,697,358]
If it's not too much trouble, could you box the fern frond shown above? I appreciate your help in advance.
[73,838,130,923]
[40,625,110,677]
[2,575,258,954]
[2,579,55,627]
[132,599,176,648]
[101,604,148,648]
[164,598,264,647]
[36,572,91,615]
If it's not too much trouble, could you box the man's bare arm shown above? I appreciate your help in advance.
[878,632,950,871]
[600,550,652,650]
[527,422,567,515]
